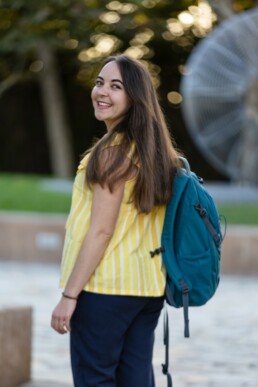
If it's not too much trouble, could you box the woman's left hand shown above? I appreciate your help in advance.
[51,297,77,334]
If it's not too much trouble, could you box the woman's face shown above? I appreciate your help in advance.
[91,61,131,131]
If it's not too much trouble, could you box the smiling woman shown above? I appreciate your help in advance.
[51,54,181,387]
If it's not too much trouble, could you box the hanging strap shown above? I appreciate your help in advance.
[180,280,190,338]
[162,303,173,387]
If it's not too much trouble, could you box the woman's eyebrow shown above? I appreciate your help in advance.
[112,79,124,85]
[96,76,124,85]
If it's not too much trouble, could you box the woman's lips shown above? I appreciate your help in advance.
[97,101,112,109]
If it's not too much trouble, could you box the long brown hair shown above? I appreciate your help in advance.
[86,55,181,213]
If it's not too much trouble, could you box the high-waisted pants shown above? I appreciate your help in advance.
[70,291,164,387]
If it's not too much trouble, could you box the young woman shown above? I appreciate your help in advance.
[51,54,180,387]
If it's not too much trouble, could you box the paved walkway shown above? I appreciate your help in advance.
[1,261,258,387]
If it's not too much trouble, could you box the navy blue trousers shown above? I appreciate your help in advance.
[70,291,164,387]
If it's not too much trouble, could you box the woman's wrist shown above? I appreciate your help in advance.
[62,292,78,301]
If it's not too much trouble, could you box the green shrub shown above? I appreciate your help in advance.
[0,174,71,214]
[1,174,258,225]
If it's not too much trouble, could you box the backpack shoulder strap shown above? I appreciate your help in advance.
[178,156,191,176]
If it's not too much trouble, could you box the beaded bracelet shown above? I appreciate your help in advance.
[62,292,78,301]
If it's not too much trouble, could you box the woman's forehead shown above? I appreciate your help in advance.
[98,61,122,80]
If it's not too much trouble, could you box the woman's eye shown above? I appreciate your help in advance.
[112,84,121,90]
[95,80,103,86]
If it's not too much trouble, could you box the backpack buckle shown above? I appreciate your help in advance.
[149,246,166,258]
[179,280,189,294]
[194,203,207,218]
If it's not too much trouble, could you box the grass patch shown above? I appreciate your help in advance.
[0,174,258,225]
[0,173,72,214]
[217,203,258,226]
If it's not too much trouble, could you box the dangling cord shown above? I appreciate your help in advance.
[219,214,227,241]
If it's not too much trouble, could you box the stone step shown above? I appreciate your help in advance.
[0,307,32,387]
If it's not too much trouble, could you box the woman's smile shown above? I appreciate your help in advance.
[96,100,112,109]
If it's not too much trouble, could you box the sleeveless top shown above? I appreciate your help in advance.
[59,140,167,296]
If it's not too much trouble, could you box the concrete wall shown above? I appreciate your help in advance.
[221,225,258,275]
[0,211,258,274]
[0,307,32,387]
[0,212,66,263]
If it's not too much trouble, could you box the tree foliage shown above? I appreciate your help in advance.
[0,0,256,176]
[1,0,255,90]
[1,0,211,88]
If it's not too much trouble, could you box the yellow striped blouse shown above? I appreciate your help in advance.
[59,147,167,297]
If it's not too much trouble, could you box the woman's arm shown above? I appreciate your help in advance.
[51,180,125,334]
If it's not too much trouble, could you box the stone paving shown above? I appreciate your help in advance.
[1,260,258,387]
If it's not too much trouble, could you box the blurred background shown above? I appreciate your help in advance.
[0,1,258,386]
[1,0,224,179]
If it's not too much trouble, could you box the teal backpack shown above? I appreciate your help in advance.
[150,157,224,387]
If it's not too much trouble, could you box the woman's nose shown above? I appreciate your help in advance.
[98,84,109,96]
